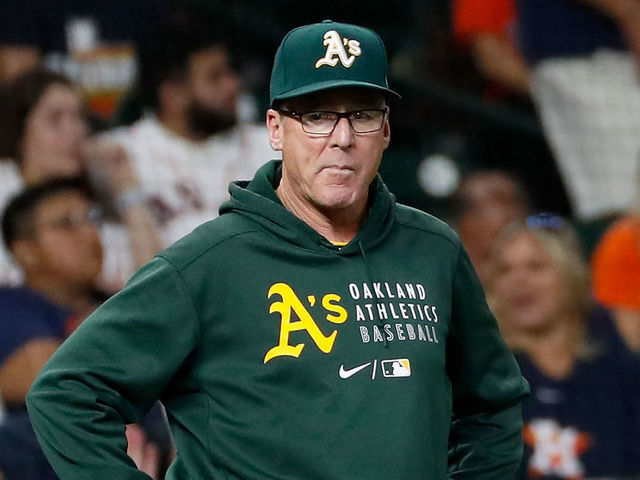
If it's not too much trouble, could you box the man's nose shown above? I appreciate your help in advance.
[331,116,355,147]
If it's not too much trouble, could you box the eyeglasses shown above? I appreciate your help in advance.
[37,206,104,232]
[279,108,388,136]
[525,213,566,231]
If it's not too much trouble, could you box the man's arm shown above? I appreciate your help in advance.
[84,139,164,274]
[446,247,529,479]
[575,0,640,17]
[26,257,199,479]
[452,0,531,94]
[0,0,40,83]
[574,0,640,71]
[0,46,39,83]
[0,289,69,405]
[470,33,531,95]
[610,309,640,351]
[0,338,60,405]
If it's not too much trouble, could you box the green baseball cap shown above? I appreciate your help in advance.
[270,20,400,106]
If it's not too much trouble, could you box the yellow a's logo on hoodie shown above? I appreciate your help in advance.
[264,283,348,363]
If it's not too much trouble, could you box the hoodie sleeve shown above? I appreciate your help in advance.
[26,257,200,480]
[446,247,529,479]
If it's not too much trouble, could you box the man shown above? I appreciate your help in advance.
[0,178,164,479]
[0,177,104,480]
[517,0,640,224]
[27,21,528,479]
[98,15,276,254]
[453,0,530,96]
[452,169,530,287]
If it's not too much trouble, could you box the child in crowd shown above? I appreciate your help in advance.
[0,178,166,479]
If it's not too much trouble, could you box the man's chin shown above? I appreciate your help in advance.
[314,188,365,213]
[188,107,237,137]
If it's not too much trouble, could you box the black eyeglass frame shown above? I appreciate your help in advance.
[278,108,389,136]
[35,205,104,232]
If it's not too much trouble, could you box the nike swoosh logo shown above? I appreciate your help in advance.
[339,362,372,379]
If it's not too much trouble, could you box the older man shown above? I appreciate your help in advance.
[27,21,528,479]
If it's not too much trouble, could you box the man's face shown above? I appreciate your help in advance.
[457,172,528,286]
[22,191,103,287]
[186,46,239,135]
[267,88,390,215]
[21,83,88,177]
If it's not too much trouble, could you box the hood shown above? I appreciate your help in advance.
[219,160,396,255]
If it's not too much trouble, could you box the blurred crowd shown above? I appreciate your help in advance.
[0,0,639,479]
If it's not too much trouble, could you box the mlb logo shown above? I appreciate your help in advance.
[381,359,411,378]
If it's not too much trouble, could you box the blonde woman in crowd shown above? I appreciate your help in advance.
[487,214,640,479]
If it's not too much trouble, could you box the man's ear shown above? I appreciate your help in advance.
[266,109,283,151]
[382,114,391,150]
[11,240,39,272]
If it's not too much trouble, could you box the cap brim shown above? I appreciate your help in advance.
[272,79,401,106]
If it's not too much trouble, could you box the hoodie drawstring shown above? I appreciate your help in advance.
[358,241,389,348]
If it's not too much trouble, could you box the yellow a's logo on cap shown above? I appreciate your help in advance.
[315,30,362,69]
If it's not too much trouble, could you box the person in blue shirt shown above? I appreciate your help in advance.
[488,214,640,478]
[0,177,165,479]
[516,0,640,228]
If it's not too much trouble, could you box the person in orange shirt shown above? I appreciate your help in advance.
[452,0,531,95]
[591,215,640,351]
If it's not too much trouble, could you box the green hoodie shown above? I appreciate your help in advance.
[27,160,528,479]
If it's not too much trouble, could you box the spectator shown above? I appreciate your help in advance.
[0,69,86,185]
[0,69,88,285]
[449,0,571,219]
[0,177,163,479]
[1,178,106,328]
[451,169,530,287]
[591,210,640,351]
[100,14,278,253]
[453,0,530,96]
[517,0,640,226]
[487,214,640,478]
[0,68,156,290]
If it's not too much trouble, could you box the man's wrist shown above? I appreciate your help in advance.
[115,187,146,214]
